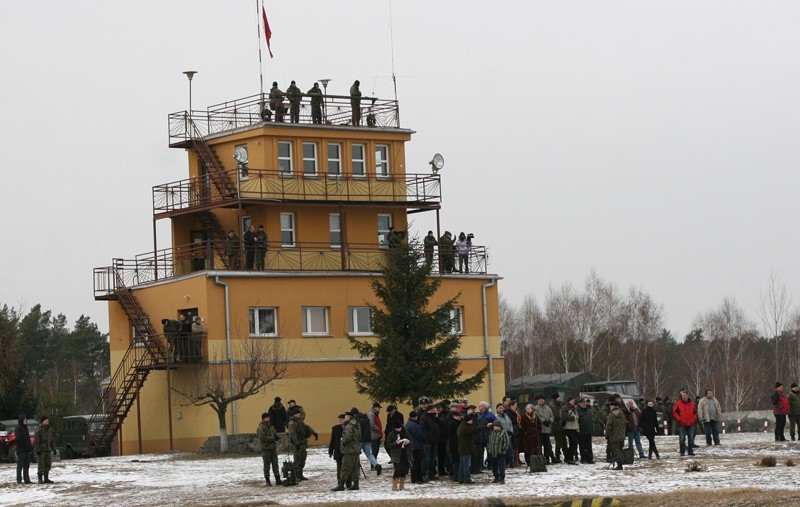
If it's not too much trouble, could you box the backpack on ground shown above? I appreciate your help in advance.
[621,447,634,465]
[527,453,548,473]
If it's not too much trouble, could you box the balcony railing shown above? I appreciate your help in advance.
[168,92,400,144]
[93,242,489,295]
[153,169,441,215]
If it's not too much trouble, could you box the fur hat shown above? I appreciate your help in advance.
[776,382,784,388]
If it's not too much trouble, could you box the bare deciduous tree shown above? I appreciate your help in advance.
[758,270,791,381]
[172,338,288,452]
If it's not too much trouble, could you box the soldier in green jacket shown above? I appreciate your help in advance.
[255,225,268,271]
[549,394,565,463]
[604,395,627,470]
[307,83,323,124]
[257,413,281,486]
[161,318,181,363]
[286,80,302,123]
[224,230,240,269]
[34,416,55,484]
[287,407,318,481]
[332,409,361,491]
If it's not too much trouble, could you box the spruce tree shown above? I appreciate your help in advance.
[348,241,486,405]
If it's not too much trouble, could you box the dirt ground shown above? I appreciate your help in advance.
[3,433,800,506]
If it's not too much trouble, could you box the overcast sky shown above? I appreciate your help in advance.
[2,1,799,338]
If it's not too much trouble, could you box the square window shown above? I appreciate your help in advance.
[327,143,341,176]
[352,144,365,177]
[375,145,389,177]
[302,307,329,336]
[278,141,293,175]
[280,212,295,247]
[377,214,392,247]
[349,307,373,335]
[249,307,277,337]
[329,213,341,248]
[303,142,318,175]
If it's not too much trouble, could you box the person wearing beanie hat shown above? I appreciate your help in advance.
[257,412,281,486]
[772,382,789,441]
[34,415,55,484]
[405,410,426,483]
[697,389,723,446]
[386,417,412,491]
[789,383,800,441]
[383,405,404,455]
[14,415,33,484]
[267,396,287,433]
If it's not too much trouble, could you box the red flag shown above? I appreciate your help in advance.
[262,5,273,58]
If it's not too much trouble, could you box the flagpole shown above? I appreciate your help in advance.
[256,0,264,99]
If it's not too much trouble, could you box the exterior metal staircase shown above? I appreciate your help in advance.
[87,269,166,455]
[189,122,237,198]
[197,210,231,269]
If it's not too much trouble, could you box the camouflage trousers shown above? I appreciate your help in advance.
[262,450,279,481]
[37,452,52,476]
[607,440,623,464]
[340,452,360,484]
[293,447,307,476]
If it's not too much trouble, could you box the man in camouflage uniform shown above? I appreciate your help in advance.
[788,383,800,441]
[333,409,361,491]
[307,82,323,124]
[224,230,240,269]
[255,225,268,270]
[286,80,302,123]
[604,395,627,470]
[257,412,281,486]
[350,80,362,126]
[35,416,55,484]
[269,81,286,122]
[287,407,318,480]
[549,394,565,463]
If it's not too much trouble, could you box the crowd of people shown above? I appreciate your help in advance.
[160,313,205,363]
[424,230,475,274]
[256,383,800,491]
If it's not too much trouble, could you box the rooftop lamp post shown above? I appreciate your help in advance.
[319,78,331,124]
[183,70,197,121]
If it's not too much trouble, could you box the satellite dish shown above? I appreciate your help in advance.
[429,153,444,174]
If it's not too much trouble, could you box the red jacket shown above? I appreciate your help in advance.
[672,399,697,427]
[772,391,789,415]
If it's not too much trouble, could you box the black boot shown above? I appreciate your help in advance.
[265,477,272,486]
[274,474,282,486]
[331,483,345,491]
[375,464,382,475]
[613,462,623,470]
[349,480,360,490]
[38,475,43,484]
[655,450,660,459]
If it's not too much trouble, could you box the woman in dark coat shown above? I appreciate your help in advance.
[387,422,412,491]
[520,403,542,465]
[640,400,661,459]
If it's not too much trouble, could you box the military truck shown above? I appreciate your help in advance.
[580,380,642,406]
[62,414,109,459]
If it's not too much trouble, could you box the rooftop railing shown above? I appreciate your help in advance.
[152,169,441,215]
[168,92,400,144]
[93,241,489,296]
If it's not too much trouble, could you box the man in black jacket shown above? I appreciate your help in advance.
[268,397,288,433]
[328,414,345,485]
[384,405,404,455]
[419,405,440,480]
[15,414,33,484]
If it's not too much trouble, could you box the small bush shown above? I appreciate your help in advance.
[786,459,795,467]
[685,461,705,472]
[756,456,777,467]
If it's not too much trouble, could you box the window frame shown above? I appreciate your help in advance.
[377,213,392,248]
[249,307,278,337]
[302,142,318,176]
[234,144,249,180]
[327,143,342,176]
[301,306,329,336]
[278,141,293,175]
[449,306,464,335]
[375,144,389,178]
[351,143,366,178]
[348,306,374,336]
[280,212,295,247]
[329,213,341,249]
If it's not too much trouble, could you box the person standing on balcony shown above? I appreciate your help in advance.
[439,231,455,273]
[286,81,302,123]
[350,80,362,126]
[244,224,257,270]
[307,82,323,124]
[423,231,438,266]
[255,225,269,270]
[225,230,240,269]
[455,232,471,274]
[178,313,192,361]
[190,316,205,363]
[269,82,286,122]
[161,318,181,363]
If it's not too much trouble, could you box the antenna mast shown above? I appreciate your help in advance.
[389,0,399,125]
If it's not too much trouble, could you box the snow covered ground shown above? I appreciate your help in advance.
[2,433,800,506]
